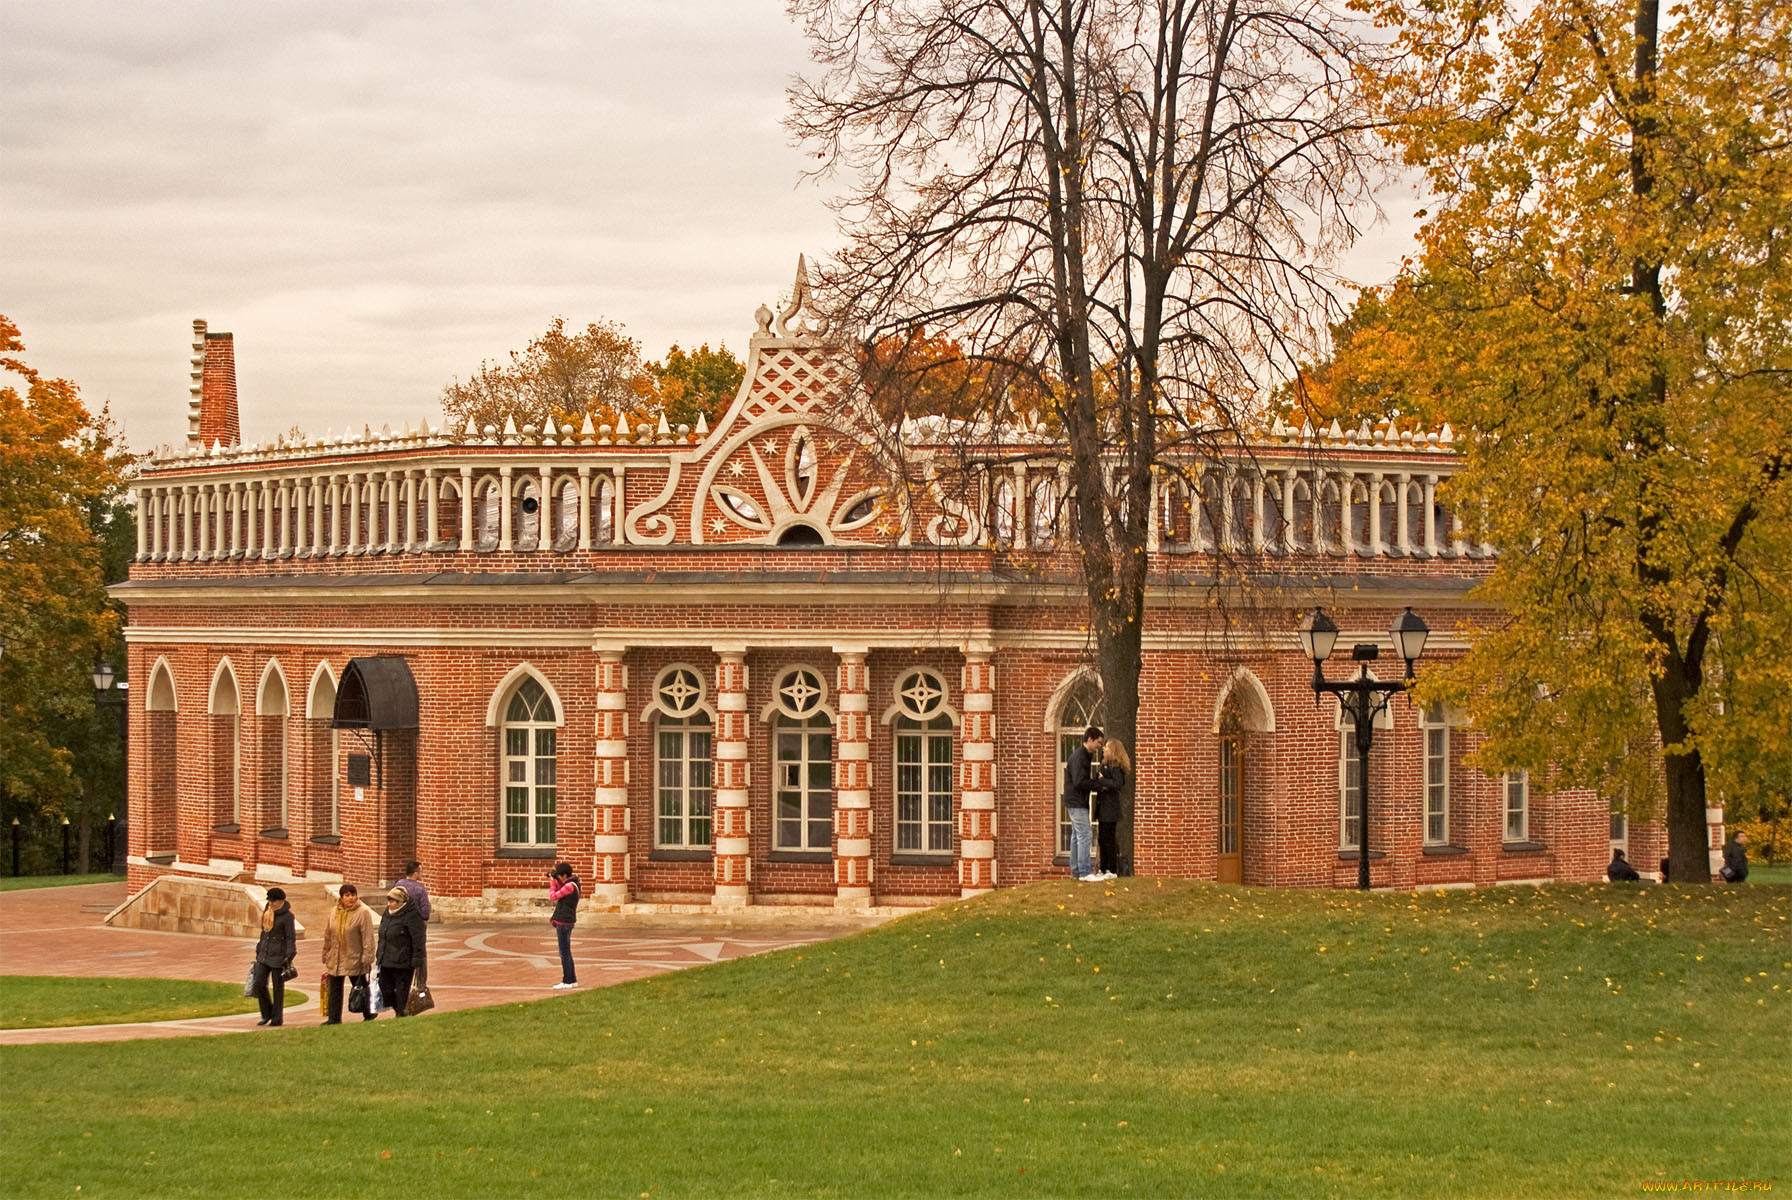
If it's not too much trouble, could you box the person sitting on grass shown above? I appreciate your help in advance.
[1606,849,1641,882]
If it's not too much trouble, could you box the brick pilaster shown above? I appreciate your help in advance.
[712,651,751,907]
[833,650,873,907]
[592,651,630,907]
[958,651,998,896]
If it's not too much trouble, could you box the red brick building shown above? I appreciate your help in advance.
[116,267,1641,913]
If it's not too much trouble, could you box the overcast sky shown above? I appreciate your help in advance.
[2,1,1419,454]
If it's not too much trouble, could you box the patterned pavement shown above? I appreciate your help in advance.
[0,882,866,1044]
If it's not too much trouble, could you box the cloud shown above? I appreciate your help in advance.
[2,0,836,448]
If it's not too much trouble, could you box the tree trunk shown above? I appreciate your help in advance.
[1096,614,1144,873]
[1652,661,1710,883]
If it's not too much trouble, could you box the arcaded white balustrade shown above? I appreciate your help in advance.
[131,410,1492,564]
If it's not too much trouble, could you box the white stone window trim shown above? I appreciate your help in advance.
[1418,702,1453,846]
[256,659,291,828]
[145,656,179,712]
[893,718,955,856]
[1211,667,1275,734]
[498,675,561,849]
[483,664,566,728]
[1503,770,1530,843]
[305,661,341,837]
[877,668,960,726]
[758,665,837,724]
[640,663,717,724]
[208,658,242,825]
[1051,670,1103,857]
[1338,731,1364,852]
[653,701,715,852]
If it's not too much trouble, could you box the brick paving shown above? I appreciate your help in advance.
[0,882,875,1044]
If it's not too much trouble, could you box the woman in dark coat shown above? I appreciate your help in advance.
[251,886,297,1027]
[1093,739,1132,881]
[375,885,427,1017]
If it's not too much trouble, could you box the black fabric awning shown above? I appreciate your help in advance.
[332,656,419,731]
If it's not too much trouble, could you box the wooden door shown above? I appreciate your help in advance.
[1217,736,1242,883]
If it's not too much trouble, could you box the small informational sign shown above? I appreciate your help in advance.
[347,754,372,787]
[354,787,365,803]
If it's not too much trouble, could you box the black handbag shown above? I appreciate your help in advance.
[280,965,299,982]
[348,981,368,1015]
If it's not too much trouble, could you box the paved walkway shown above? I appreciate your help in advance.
[0,883,869,1044]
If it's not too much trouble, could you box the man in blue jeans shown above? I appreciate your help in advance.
[1063,726,1104,882]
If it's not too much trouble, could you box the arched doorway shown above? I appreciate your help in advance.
[1217,734,1243,883]
[1212,668,1275,885]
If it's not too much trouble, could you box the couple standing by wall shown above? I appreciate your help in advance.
[1063,727,1132,883]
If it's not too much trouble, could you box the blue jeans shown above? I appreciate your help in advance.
[1068,805,1093,879]
[554,922,576,984]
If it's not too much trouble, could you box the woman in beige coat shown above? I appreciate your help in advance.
[321,883,377,1023]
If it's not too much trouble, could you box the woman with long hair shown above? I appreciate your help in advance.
[1094,739,1132,880]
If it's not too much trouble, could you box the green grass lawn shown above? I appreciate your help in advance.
[0,872,122,893]
[1749,863,1792,885]
[2,880,1786,1198]
[0,976,304,1030]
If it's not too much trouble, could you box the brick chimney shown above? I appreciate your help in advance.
[186,319,240,447]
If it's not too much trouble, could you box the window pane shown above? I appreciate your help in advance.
[508,761,526,784]
[536,815,555,844]
[506,728,528,756]
[536,758,556,787]
[506,815,528,843]
[536,728,556,756]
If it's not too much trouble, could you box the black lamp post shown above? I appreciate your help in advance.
[1298,606,1430,891]
[92,660,129,875]
[61,815,71,875]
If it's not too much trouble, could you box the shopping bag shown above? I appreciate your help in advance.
[407,981,435,1015]
[371,979,390,1014]
[243,964,257,998]
[319,974,330,1016]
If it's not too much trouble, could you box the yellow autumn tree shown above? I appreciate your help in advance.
[440,317,656,435]
[1359,0,1791,879]
[0,316,128,808]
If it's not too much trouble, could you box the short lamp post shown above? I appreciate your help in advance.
[1298,606,1430,891]
[92,660,129,876]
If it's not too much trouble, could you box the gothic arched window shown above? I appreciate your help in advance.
[500,676,559,847]
[892,670,954,855]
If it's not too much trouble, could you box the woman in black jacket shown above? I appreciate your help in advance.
[375,886,427,1017]
[251,886,297,1027]
[1093,739,1132,881]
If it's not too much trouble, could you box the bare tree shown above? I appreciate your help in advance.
[790,0,1386,866]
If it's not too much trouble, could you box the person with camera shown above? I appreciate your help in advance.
[251,886,298,1027]
[547,862,582,990]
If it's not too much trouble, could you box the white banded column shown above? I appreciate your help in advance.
[957,650,998,896]
[345,473,363,555]
[576,466,592,551]
[592,651,631,907]
[832,649,873,908]
[711,650,751,908]
[134,487,150,561]
[538,467,553,553]
[498,466,514,552]
[458,466,474,552]
[424,468,440,548]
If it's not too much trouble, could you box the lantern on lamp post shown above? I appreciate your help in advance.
[1299,606,1430,891]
